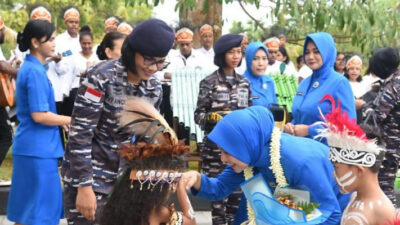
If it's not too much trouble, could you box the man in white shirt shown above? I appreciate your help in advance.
[55,7,81,115]
[169,27,213,72]
[196,24,214,65]
[264,37,282,75]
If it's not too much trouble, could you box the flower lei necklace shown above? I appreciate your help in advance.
[242,127,288,224]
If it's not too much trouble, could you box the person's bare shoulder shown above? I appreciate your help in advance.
[374,199,396,225]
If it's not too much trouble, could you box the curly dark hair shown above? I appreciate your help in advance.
[100,142,189,225]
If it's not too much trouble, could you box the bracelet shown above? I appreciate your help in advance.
[168,211,183,225]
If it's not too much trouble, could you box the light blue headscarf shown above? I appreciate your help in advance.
[207,106,274,166]
[243,42,278,108]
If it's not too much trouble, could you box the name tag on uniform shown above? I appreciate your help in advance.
[84,87,102,102]
[296,91,303,96]
[217,93,230,101]
[237,88,249,107]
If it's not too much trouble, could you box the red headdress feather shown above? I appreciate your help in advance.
[319,94,366,140]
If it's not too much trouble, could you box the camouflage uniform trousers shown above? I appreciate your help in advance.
[202,139,241,225]
[378,149,399,207]
[64,183,108,225]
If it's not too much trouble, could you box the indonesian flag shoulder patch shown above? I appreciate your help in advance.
[84,87,103,102]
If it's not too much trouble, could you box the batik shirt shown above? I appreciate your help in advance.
[194,69,252,133]
[61,59,162,194]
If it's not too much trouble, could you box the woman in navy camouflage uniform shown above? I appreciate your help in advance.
[61,19,175,224]
[194,34,252,225]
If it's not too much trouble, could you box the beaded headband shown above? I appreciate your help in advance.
[129,169,182,192]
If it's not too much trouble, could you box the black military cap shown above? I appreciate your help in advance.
[127,19,174,57]
[214,34,243,55]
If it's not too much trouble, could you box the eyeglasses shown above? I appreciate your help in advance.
[143,56,170,70]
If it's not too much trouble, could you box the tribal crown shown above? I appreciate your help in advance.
[316,94,384,167]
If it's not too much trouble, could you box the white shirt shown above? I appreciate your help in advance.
[55,31,81,55]
[55,31,81,96]
[235,57,247,75]
[196,47,214,65]
[169,49,215,73]
[282,61,298,77]
[69,53,99,89]
[265,60,282,75]
[46,60,69,102]
[10,46,28,64]
[0,47,6,61]
[349,81,366,98]
[298,65,313,80]
[361,74,381,94]
[154,49,178,85]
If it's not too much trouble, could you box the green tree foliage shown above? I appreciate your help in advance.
[273,0,400,55]
[227,0,400,56]
[104,0,400,56]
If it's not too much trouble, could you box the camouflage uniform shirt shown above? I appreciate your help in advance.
[194,69,252,133]
[61,59,162,194]
[362,70,400,151]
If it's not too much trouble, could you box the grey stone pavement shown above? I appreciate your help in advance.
[0,211,212,224]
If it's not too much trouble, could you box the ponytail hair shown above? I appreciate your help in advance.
[96,31,124,60]
[17,20,55,52]
[79,25,93,41]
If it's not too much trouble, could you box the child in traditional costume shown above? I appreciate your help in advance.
[317,94,396,225]
[100,97,196,225]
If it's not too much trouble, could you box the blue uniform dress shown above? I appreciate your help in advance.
[193,106,348,225]
[291,32,356,140]
[7,55,64,225]
[243,42,278,108]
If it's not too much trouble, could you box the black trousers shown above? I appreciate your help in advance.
[0,107,12,166]
[63,88,78,117]
[160,84,173,127]
[56,101,66,148]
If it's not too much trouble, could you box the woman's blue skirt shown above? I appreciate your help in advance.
[7,155,64,225]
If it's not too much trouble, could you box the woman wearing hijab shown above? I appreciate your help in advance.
[357,47,400,206]
[243,42,278,108]
[194,33,252,225]
[184,106,347,225]
[284,32,356,141]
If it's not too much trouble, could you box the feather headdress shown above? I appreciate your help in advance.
[316,94,384,167]
[118,97,178,145]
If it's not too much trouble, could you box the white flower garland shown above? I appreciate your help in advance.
[242,127,288,225]
[243,167,255,225]
[269,127,288,187]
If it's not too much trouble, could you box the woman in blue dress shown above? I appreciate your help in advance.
[243,42,278,108]
[7,20,71,225]
[284,32,356,141]
[182,106,349,225]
